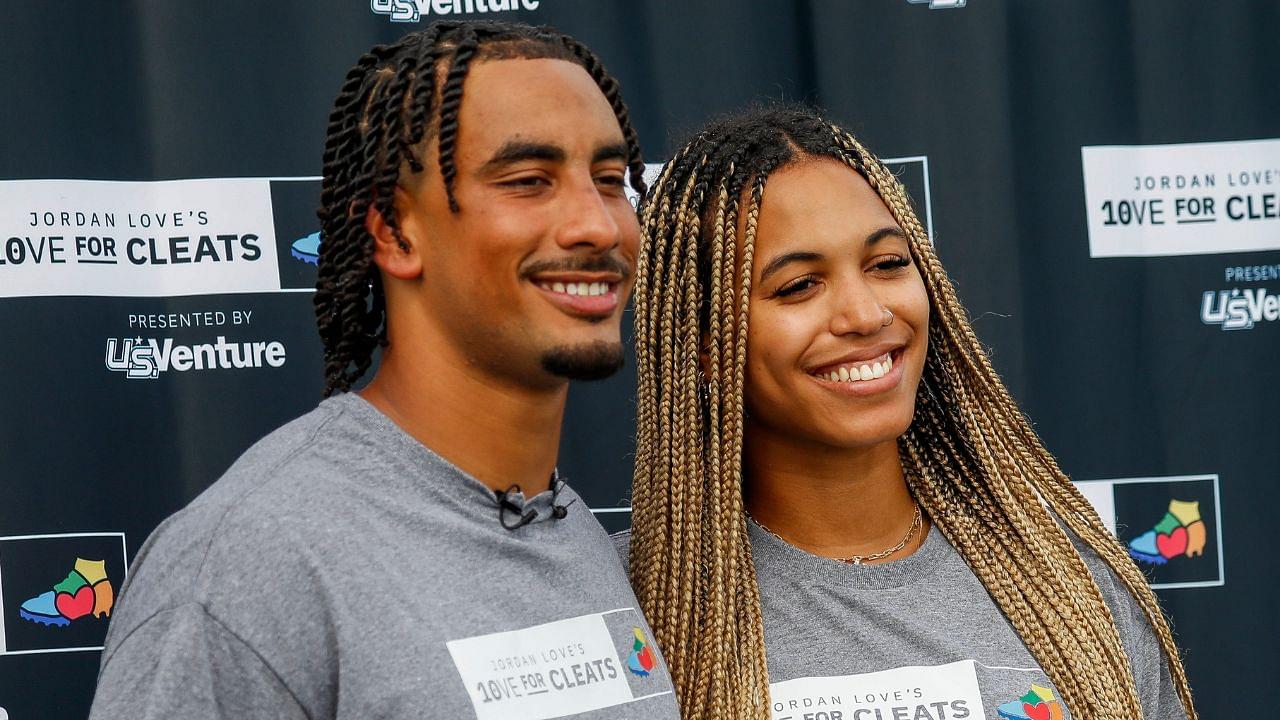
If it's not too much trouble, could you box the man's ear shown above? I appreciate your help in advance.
[366,188,423,280]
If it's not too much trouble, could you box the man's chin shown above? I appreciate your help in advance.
[540,341,625,381]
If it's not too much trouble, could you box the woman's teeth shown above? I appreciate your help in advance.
[818,353,893,383]
[538,281,611,297]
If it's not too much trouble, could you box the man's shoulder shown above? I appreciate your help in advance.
[201,396,353,503]
[170,397,356,539]
[105,400,361,645]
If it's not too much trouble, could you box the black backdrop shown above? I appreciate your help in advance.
[2,2,1277,717]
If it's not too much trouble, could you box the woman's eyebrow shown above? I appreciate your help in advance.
[757,227,906,284]
[758,251,822,284]
[865,226,907,247]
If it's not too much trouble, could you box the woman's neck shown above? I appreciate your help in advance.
[743,424,926,563]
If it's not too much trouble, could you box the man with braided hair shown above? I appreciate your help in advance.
[90,22,678,720]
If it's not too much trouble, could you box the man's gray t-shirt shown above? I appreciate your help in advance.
[615,521,1185,720]
[90,394,678,720]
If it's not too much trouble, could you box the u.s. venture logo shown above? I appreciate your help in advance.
[1201,287,1280,331]
[104,336,288,379]
[371,0,540,23]
[1199,262,1280,331]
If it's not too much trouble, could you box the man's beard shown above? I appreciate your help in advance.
[540,341,625,381]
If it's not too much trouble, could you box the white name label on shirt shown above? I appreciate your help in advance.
[769,659,985,720]
[447,608,666,720]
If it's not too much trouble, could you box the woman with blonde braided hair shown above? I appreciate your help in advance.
[621,105,1196,720]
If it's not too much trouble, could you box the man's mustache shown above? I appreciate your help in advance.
[520,255,633,279]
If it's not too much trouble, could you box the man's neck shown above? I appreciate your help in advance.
[743,425,925,563]
[359,345,566,496]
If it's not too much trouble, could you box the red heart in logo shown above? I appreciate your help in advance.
[55,585,95,620]
[1156,526,1188,559]
[1023,701,1050,720]
[639,645,656,671]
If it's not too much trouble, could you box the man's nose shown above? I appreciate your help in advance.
[554,179,621,252]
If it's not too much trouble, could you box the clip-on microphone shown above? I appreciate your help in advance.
[496,484,537,530]
[496,469,574,530]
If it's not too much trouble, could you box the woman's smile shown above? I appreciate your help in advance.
[806,346,906,396]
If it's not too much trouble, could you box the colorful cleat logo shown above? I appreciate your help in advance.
[18,558,115,627]
[626,627,656,677]
[1127,499,1207,566]
[997,683,1063,720]
[291,231,321,265]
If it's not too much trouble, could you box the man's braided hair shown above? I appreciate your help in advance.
[628,105,1197,720]
[315,21,645,396]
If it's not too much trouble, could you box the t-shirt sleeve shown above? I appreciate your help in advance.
[1079,544,1190,720]
[89,603,309,720]
[1116,585,1189,720]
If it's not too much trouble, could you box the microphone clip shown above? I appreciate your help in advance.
[495,469,575,531]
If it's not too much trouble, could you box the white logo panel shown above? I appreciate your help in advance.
[1082,139,1280,257]
[769,660,984,720]
[0,179,281,298]
[447,609,658,720]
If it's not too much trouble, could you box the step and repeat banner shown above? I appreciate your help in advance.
[1,1,1276,717]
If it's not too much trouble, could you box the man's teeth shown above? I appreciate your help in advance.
[820,354,894,383]
[540,281,611,297]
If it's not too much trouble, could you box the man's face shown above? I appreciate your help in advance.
[393,57,639,388]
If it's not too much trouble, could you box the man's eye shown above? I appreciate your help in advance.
[501,176,549,188]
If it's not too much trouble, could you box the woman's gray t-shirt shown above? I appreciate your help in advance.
[615,520,1186,720]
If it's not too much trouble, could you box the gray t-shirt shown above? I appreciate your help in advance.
[90,394,678,720]
[615,521,1185,720]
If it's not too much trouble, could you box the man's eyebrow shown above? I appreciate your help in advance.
[592,142,629,164]
[756,227,907,284]
[479,141,566,173]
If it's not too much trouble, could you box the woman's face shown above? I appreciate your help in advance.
[742,158,930,450]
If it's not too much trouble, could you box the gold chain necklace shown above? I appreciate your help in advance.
[748,504,923,565]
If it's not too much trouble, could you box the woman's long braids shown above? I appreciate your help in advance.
[315,21,646,395]
[629,105,1197,720]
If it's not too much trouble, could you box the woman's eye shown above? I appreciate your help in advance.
[596,174,625,187]
[873,255,912,272]
[775,277,817,297]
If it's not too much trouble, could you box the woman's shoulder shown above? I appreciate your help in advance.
[609,528,633,573]
[1068,532,1146,635]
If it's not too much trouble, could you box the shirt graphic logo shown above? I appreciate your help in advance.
[626,627,656,677]
[1127,499,1207,566]
[19,558,114,628]
[997,683,1063,720]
